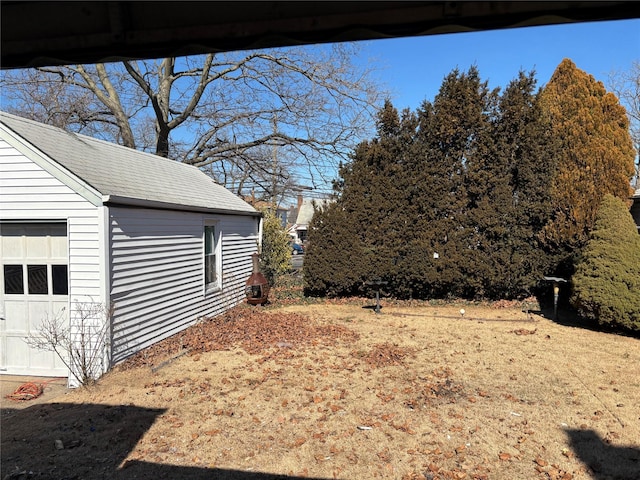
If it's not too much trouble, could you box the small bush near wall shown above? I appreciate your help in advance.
[260,207,291,286]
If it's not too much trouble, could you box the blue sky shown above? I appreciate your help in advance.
[360,18,640,112]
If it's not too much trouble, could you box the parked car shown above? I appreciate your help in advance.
[291,242,304,255]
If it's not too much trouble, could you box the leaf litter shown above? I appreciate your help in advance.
[2,302,639,480]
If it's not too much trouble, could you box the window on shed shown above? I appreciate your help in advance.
[204,223,220,290]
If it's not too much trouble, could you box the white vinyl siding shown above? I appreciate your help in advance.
[0,141,103,301]
[108,206,258,364]
[1,118,259,381]
[0,141,104,377]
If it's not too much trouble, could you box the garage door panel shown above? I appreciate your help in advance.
[4,300,27,332]
[26,236,48,258]
[50,234,68,258]
[4,334,67,372]
[1,222,69,377]
[4,336,29,368]
[1,235,24,257]
[28,300,56,331]
[52,300,68,319]
[30,346,58,370]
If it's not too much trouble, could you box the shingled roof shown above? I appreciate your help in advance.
[0,111,258,216]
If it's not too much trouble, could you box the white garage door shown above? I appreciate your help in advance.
[0,223,69,376]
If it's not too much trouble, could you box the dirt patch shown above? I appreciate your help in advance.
[2,302,639,480]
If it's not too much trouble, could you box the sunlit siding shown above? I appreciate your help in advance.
[0,140,103,302]
[108,206,259,364]
[0,140,105,382]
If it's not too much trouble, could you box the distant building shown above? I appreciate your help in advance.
[288,195,332,244]
[243,198,289,227]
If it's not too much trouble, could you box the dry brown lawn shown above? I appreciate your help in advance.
[2,301,639,480]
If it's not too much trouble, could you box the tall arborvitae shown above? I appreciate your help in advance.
[541,59,636,259]
[304,200,364,297]
[308,62,634,301]
[500,71,559,294]
[502,73,558,251]
[467,71,557,298]
[415,66,494,298]
[304,100,419,297]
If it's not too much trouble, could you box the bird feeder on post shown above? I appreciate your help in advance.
[543,276,567,320]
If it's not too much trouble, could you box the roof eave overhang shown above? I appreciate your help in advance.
[102,194,261,217]
[3,2,640,69]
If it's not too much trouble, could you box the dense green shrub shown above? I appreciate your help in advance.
[571,194,640,331]
[259,207,291,286]
[304,62,633,302]
[304,200,368,297]
[304,68,557,300]
[464,71,557,298]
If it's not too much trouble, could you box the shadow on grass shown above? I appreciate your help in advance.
[362,304,382,312]
[543,307,640,339]
[534,291,640,340]
[565,429,640,479]
[1,402,329,479]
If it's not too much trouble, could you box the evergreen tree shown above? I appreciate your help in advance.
[419,67,496,297]
[309,63,635,302]
[259,207,291,286]
[304,100,420,297]
[353,102,418,294]
[541,59,636,256]
[571,194,640,331]
[466,71,557,298]
[304,200,365,297]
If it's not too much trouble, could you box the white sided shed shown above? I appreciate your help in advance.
[0,112,261,383]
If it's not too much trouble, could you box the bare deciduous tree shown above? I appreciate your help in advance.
[607,60,640,186]
[1,44,385,198]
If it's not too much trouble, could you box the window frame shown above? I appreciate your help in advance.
[2,263,68,296]
[203,220,222,294]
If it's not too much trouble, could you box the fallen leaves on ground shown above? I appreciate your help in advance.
[361,342,414,367]
[119,305,359,369]
[511,328,537,335]
[5,302,639,480]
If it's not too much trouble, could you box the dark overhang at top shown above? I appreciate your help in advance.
[2,1,639,69]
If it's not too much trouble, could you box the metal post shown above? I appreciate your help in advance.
[365,279,387,314]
